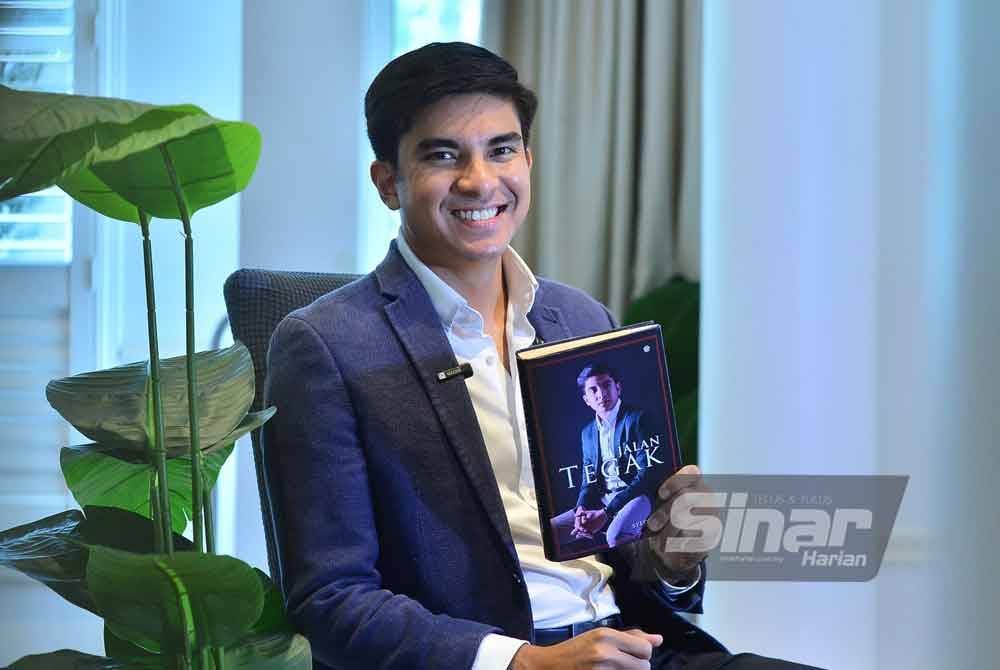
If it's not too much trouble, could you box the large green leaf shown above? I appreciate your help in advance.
[246,569,292,637]
[62,445,234,535]
[624,277,701,463]
[0,507,194,617]
[87,546,264,653]
[101,631,312,670]
[206,408,275,456]
[79,506,195,555]
[64,120,262,221]
[0,84,221,202]
[104,571,306,669]
[46,344,255,456]
[8,649,154,669]
[55,168,143,223]
[103,624,160,662]
[672,391,698,468]
[221,633,312,670]
[9,635,309,670]
[0,510,93,613]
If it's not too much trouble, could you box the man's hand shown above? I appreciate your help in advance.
[572,507,608,539]
[641,464,717,585]
[509,628,662,669]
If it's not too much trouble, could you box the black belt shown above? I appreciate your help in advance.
[533,614,625,646]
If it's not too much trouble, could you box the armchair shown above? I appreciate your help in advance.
[223,268,359,584]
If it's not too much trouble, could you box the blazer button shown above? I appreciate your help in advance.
[512,572,524,586]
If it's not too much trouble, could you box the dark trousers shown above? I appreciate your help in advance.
[534,616,825,670]
[653,650,824,670]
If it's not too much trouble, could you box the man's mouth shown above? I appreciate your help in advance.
[450,204,509,222]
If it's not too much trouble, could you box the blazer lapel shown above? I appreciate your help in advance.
[526,303,572,344]
[377,244,518,564]
[613,408,628,453]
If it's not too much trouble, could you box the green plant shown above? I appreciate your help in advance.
[0,85,310,668]
[623,277,700,467]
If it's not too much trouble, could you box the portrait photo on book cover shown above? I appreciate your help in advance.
[523,332,682,560]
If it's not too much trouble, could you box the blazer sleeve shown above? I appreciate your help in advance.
[264,315,499,670]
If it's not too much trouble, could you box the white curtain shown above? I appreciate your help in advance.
[499,0,702,316]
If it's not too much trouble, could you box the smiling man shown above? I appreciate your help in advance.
[264,42,819,670]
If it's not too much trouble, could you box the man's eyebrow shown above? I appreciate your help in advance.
[489,132,523,146]
[415,138,460,151]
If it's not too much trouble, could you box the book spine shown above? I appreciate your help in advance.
[516,357,562,562]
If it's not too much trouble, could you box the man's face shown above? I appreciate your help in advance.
[371,93,532,272]
[582,373,622,419]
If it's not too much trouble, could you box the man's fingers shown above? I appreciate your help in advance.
[657,464,701,500]
[593,627,658,660]
[622,628,663,648]
[645,505,670,533]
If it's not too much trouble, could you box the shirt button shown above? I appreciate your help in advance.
[486,356,496,366]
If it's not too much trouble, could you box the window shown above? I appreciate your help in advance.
[0,0,75,264]
[358,0,483,273]
[392,0,482,58]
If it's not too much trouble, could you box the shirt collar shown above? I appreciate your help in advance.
[395,231,538,330]
[596,399,623,429]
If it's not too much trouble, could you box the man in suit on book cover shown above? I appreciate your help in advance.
[550,362,667,549]
[264,41,821,670]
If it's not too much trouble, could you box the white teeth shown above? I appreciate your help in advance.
[454,207,500,221]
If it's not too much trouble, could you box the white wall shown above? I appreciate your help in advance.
[702,1,999,668]
[114,0,243,364]
[925,0,1000,665]
[700,2,880,667]
[874,1,936,667]
[232,0,367,576]
[239,0,364,273]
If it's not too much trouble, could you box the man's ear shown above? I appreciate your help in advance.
[370,160,400,210]
[525,146,533,169]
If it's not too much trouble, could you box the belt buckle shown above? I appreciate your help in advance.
[571,616,612,637]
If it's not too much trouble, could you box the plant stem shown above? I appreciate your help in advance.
[150,475,163,554]
[160,143,206,553]
[154,558,196,669]
[203,479,224,670]
[204,487,216,554]
[205,491,224,670]
[140,210,174,555]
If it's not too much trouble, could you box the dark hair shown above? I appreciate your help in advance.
[364,41,538,165]
[576,362,621,393]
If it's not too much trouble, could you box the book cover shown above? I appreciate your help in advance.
[517,322,683,561]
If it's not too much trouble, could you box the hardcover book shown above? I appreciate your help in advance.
[516,322,683,561]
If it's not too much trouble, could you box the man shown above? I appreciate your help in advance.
[265,42,818,670]
[551,363,663,549]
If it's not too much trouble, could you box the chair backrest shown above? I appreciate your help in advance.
[223,268,360,581]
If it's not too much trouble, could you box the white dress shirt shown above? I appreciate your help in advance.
[396,234,694,670]
[595,399,629,504]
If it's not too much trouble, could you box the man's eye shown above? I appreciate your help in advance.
[425,151,456,161]
[491,145,517,158]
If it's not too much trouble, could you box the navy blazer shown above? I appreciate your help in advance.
[263,242,711,670]
[577,404,664,518]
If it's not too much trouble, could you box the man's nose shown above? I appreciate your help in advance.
[453,156,497,198]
